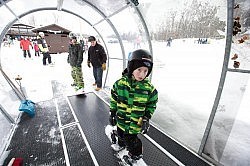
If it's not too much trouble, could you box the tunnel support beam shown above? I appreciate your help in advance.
[198,0,234,156]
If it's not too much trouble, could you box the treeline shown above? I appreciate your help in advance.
[151,0,226,40]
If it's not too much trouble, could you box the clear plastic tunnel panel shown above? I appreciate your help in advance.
[0,113,12,158]
[0,72,20,120]
[85,0,129,17]
[109,6,150,53]
[0,5,15,33]
[204,72,250,165]
[0,70,20,157]
[62,0,103,24]
[103,6,151,88]
[5,0,57,15]
[202,0,250,164]
[137,0,227,152]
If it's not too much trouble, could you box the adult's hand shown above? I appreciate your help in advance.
[102,63,106,71]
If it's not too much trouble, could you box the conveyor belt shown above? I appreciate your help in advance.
[147,126,211,166]
[3,80,210,166]
[68,92,179,166]
[3,100,66,166]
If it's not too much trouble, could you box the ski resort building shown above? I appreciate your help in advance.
[32,24,71,54]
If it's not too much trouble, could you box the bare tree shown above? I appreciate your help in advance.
[151,0,226,40]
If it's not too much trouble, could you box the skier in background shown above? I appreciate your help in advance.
[109,49,158,164]
[166,37,172,47]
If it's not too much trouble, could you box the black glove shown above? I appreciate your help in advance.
[109,112,116,126]
[141,119,150,134]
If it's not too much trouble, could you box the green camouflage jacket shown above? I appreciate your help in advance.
[110,75,158,134]
[68,42,83,67]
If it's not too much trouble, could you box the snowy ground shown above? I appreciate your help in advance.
[1,38,250,165]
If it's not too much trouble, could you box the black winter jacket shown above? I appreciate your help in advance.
[87,43,107,67]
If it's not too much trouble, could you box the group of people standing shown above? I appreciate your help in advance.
[19,32,53,66]
[67,34,107,93]
[24,31,157,163]
[19,32,159,164]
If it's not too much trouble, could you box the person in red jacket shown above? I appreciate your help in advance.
[20,37,33,58]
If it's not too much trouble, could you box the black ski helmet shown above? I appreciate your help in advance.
[127,49,153,78]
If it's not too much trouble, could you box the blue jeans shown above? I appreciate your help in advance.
[93,66,103,88]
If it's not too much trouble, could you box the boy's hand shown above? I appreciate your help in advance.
[141,119,150,134]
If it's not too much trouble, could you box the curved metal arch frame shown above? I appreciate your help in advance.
[198,0,234,159]
[80,0,127,87]
[131,3,154,79]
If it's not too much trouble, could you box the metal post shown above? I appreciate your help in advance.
[198,0,234,155]
[0,104,15,124]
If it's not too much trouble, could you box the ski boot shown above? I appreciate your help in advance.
[123,153,143,165]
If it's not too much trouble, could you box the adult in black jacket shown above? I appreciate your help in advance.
[87,36,107,91]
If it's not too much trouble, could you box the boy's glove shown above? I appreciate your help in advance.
[102,63,106,71]
[87,61,91,68]
[141,118,150,134]
[109,112,116,126]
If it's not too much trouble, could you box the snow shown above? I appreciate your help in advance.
[0,37,250,165]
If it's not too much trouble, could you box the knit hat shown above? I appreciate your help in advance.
[88,36,96,42]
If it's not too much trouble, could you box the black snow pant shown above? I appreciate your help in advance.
[117,127,142,157]
[23,50,31,58]
[42,52,52,65]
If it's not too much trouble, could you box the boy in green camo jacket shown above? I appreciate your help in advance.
[109,49,158,161]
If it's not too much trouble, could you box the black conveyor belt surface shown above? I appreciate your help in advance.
[3,100,66,166]
[68,92,179,166]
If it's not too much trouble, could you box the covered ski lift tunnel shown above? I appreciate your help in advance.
[0,0,250,165]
